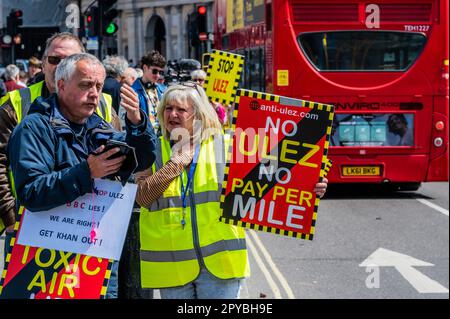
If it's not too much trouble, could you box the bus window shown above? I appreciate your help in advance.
[249,47,265,91]
[330,113,415,147]
[298,31,427,71]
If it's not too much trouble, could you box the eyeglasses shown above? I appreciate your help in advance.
[151,68,165,75]
[192,78,205,83]
[46,56,64,66]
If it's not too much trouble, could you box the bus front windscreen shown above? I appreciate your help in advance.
[298,31,427,71]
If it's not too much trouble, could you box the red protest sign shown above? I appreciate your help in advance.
[0,207,112,299]
[220,90,334,240]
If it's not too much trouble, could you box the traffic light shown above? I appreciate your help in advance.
[102,0,119,36]
[6,9,23,36]
[85,6,100,37]
[188,6,208,47]
[188,12,200,47]
[197,5,207,34]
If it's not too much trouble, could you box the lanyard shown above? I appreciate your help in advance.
[180,144,200,229]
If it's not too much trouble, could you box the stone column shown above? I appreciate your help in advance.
[136,8,145,59]
[164,6,172,61]
[176,5,185,60]
[124,10,139,64]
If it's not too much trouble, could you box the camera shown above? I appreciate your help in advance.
[164,59,202,84]
[102,140,133,159]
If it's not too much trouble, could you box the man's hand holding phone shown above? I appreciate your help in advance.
[87,144,126,179]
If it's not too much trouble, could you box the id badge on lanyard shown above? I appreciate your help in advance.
[180,144,201,229]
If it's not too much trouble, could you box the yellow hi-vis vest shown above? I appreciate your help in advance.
[139,134,250,288]
[4,81,113,197]
[4,81,112,123]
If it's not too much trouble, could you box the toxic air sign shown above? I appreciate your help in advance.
[204,50,244,105]
[0,206,111,299]
[220,90,334,240]
[0,242,110,299]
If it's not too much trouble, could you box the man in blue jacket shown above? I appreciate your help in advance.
[7,53,156,298]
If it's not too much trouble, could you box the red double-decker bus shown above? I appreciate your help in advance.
[213,0,449,190]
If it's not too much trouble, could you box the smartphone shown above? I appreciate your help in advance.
[102,140,132,159]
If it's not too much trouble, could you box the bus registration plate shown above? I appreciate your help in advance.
[342,166,380,176]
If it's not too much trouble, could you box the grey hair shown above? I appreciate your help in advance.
[102,55,129,78]
[55,53,105,93]
[135,68,144,78]
[190,69,207,80]
[5,64,20,80]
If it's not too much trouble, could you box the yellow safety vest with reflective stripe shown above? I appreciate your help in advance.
[0,218,5,235]
[4,81,113,197]
[4,81,112,123]
[139,134,249,289]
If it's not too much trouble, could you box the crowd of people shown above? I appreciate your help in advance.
[0,32,328,299]
[0,56,43,98]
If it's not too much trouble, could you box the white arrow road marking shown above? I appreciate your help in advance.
[360,248,449,294]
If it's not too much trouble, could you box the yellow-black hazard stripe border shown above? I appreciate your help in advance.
[219,90,335,241]
[0,206,113,299]
[0,206,24,296]
[204,50,245,105]
[0,220,5,237]
[100,259,114,299]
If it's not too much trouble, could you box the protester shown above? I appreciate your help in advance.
[135,82,328,298]
[7,53,157,298]
[0,32,118,296]
[4,65,26,92]
[131,50,167,135]
[103,55,129,113]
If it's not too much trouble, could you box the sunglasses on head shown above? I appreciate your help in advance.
[47,56,64,66]
[179,81,203,95]
[151,68,165,75]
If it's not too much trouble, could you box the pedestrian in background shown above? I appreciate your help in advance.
[131,50,167,135]
[4,65,26,92]
[103,55,129,113]
[121,67,139,86]
[27,56,43,85]
[18,71,29,87]
[135,68,143,79]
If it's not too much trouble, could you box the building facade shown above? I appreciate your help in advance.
[116,0,213,65]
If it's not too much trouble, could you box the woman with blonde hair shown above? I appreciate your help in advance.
[136,82,328,298]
